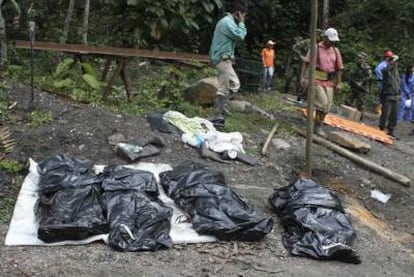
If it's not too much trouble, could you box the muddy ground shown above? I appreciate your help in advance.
[0,84,413,276]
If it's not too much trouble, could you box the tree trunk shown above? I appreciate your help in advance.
[61,0,75,44]
[0,0,20,63]
[82,0,90,45]
[322,0,329,29]
[0,0,6,62]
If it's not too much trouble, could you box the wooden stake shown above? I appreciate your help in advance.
[262,123,279,156]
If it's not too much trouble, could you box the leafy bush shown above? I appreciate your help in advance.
[28,110,53,128]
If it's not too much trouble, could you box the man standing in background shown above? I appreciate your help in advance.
[209,1,247,125]
[301,28,343,137]
[284,29,323,102]
[345,52,372,122]
[374,50,394,115]
[261,40,276,91]
[378,54,400,138]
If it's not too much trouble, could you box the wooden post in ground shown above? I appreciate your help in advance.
[304,0,318,176]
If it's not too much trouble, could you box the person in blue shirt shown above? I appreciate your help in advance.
[398,64,414,122]
[209,1,247,124]
[374,50,394,114]
[378,55,400,138]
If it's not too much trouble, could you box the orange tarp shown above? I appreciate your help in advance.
[303,110,394,145]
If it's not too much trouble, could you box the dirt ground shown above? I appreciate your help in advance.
[0,84,413,276]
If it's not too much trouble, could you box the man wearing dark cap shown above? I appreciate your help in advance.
[284,29,324,101]
[374,49,394,114]
[209,1,247,124]
[345,52,373,122]
[379,54,400,138]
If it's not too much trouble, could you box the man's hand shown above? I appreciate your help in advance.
[235,11,246,23]
[300,77,309,88]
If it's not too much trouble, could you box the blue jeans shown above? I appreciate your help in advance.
[263,66,274,88]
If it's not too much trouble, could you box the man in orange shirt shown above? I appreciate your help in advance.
[261,40,276,91]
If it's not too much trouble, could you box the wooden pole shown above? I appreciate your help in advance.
[304,0,318,176]
[296,128,411,187]
[262,123,279,156]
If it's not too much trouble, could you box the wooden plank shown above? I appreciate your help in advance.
[302,109,394,145]
[14,40,210,63]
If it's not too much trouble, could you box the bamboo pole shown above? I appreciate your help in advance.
[296,127,411,187]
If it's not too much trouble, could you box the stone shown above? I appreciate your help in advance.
[107,133,126,146]
[328,131,371,153]
[271,138,291,150]
[184,77,218,105]
[339,104,362,121]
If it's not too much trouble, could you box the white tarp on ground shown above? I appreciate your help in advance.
[5,159,216,246]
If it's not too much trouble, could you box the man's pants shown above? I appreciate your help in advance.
[313,85,334,113]
[397,93,413,122]
[262,66,274,88]
[215,60,240,96]
[379,99,399,133]
[284,64,302,97]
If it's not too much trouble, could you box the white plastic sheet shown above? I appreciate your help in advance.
[5,159,216,246]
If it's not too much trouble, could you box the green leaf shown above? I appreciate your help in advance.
[82,74,101,89]
[81,63,98,78]
[213,0,222,9]
[54,58,74,77]
[126,0,139,6]
[53,78,74,89]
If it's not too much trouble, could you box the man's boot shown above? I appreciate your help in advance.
[213,95,226,117]
[210,95,226,128]
[222,96,232,116]
[314,111,327,137]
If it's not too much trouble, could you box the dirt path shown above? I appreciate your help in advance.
[0,85,413,276]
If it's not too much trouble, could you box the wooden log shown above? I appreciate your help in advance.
[262,123,279,156]
[294,127,411,187]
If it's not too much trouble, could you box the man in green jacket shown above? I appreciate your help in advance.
[379,54,400,138]
[209,2,247,124]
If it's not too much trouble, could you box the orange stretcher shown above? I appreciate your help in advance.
[303,110,394,145]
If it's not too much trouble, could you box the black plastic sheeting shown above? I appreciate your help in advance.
[101,166,173,251]
[160,161,273,241]
[269,178,361,264]
[36,154,108,243]
[35,154,173,251]
[146,111,181,134]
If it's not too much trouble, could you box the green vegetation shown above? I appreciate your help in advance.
[6,0,411,118]
[0,159,22,174]
[0,197,16,224]
[0,161,23,224]
[0,81,10,122]
[28,110,53,128]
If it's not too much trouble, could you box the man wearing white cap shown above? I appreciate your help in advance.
[261,40,276,91]
[301,27,344,137]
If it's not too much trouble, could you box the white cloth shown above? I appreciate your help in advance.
[163,110,245,153]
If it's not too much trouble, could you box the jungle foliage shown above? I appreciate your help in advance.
[2,0,414,112]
